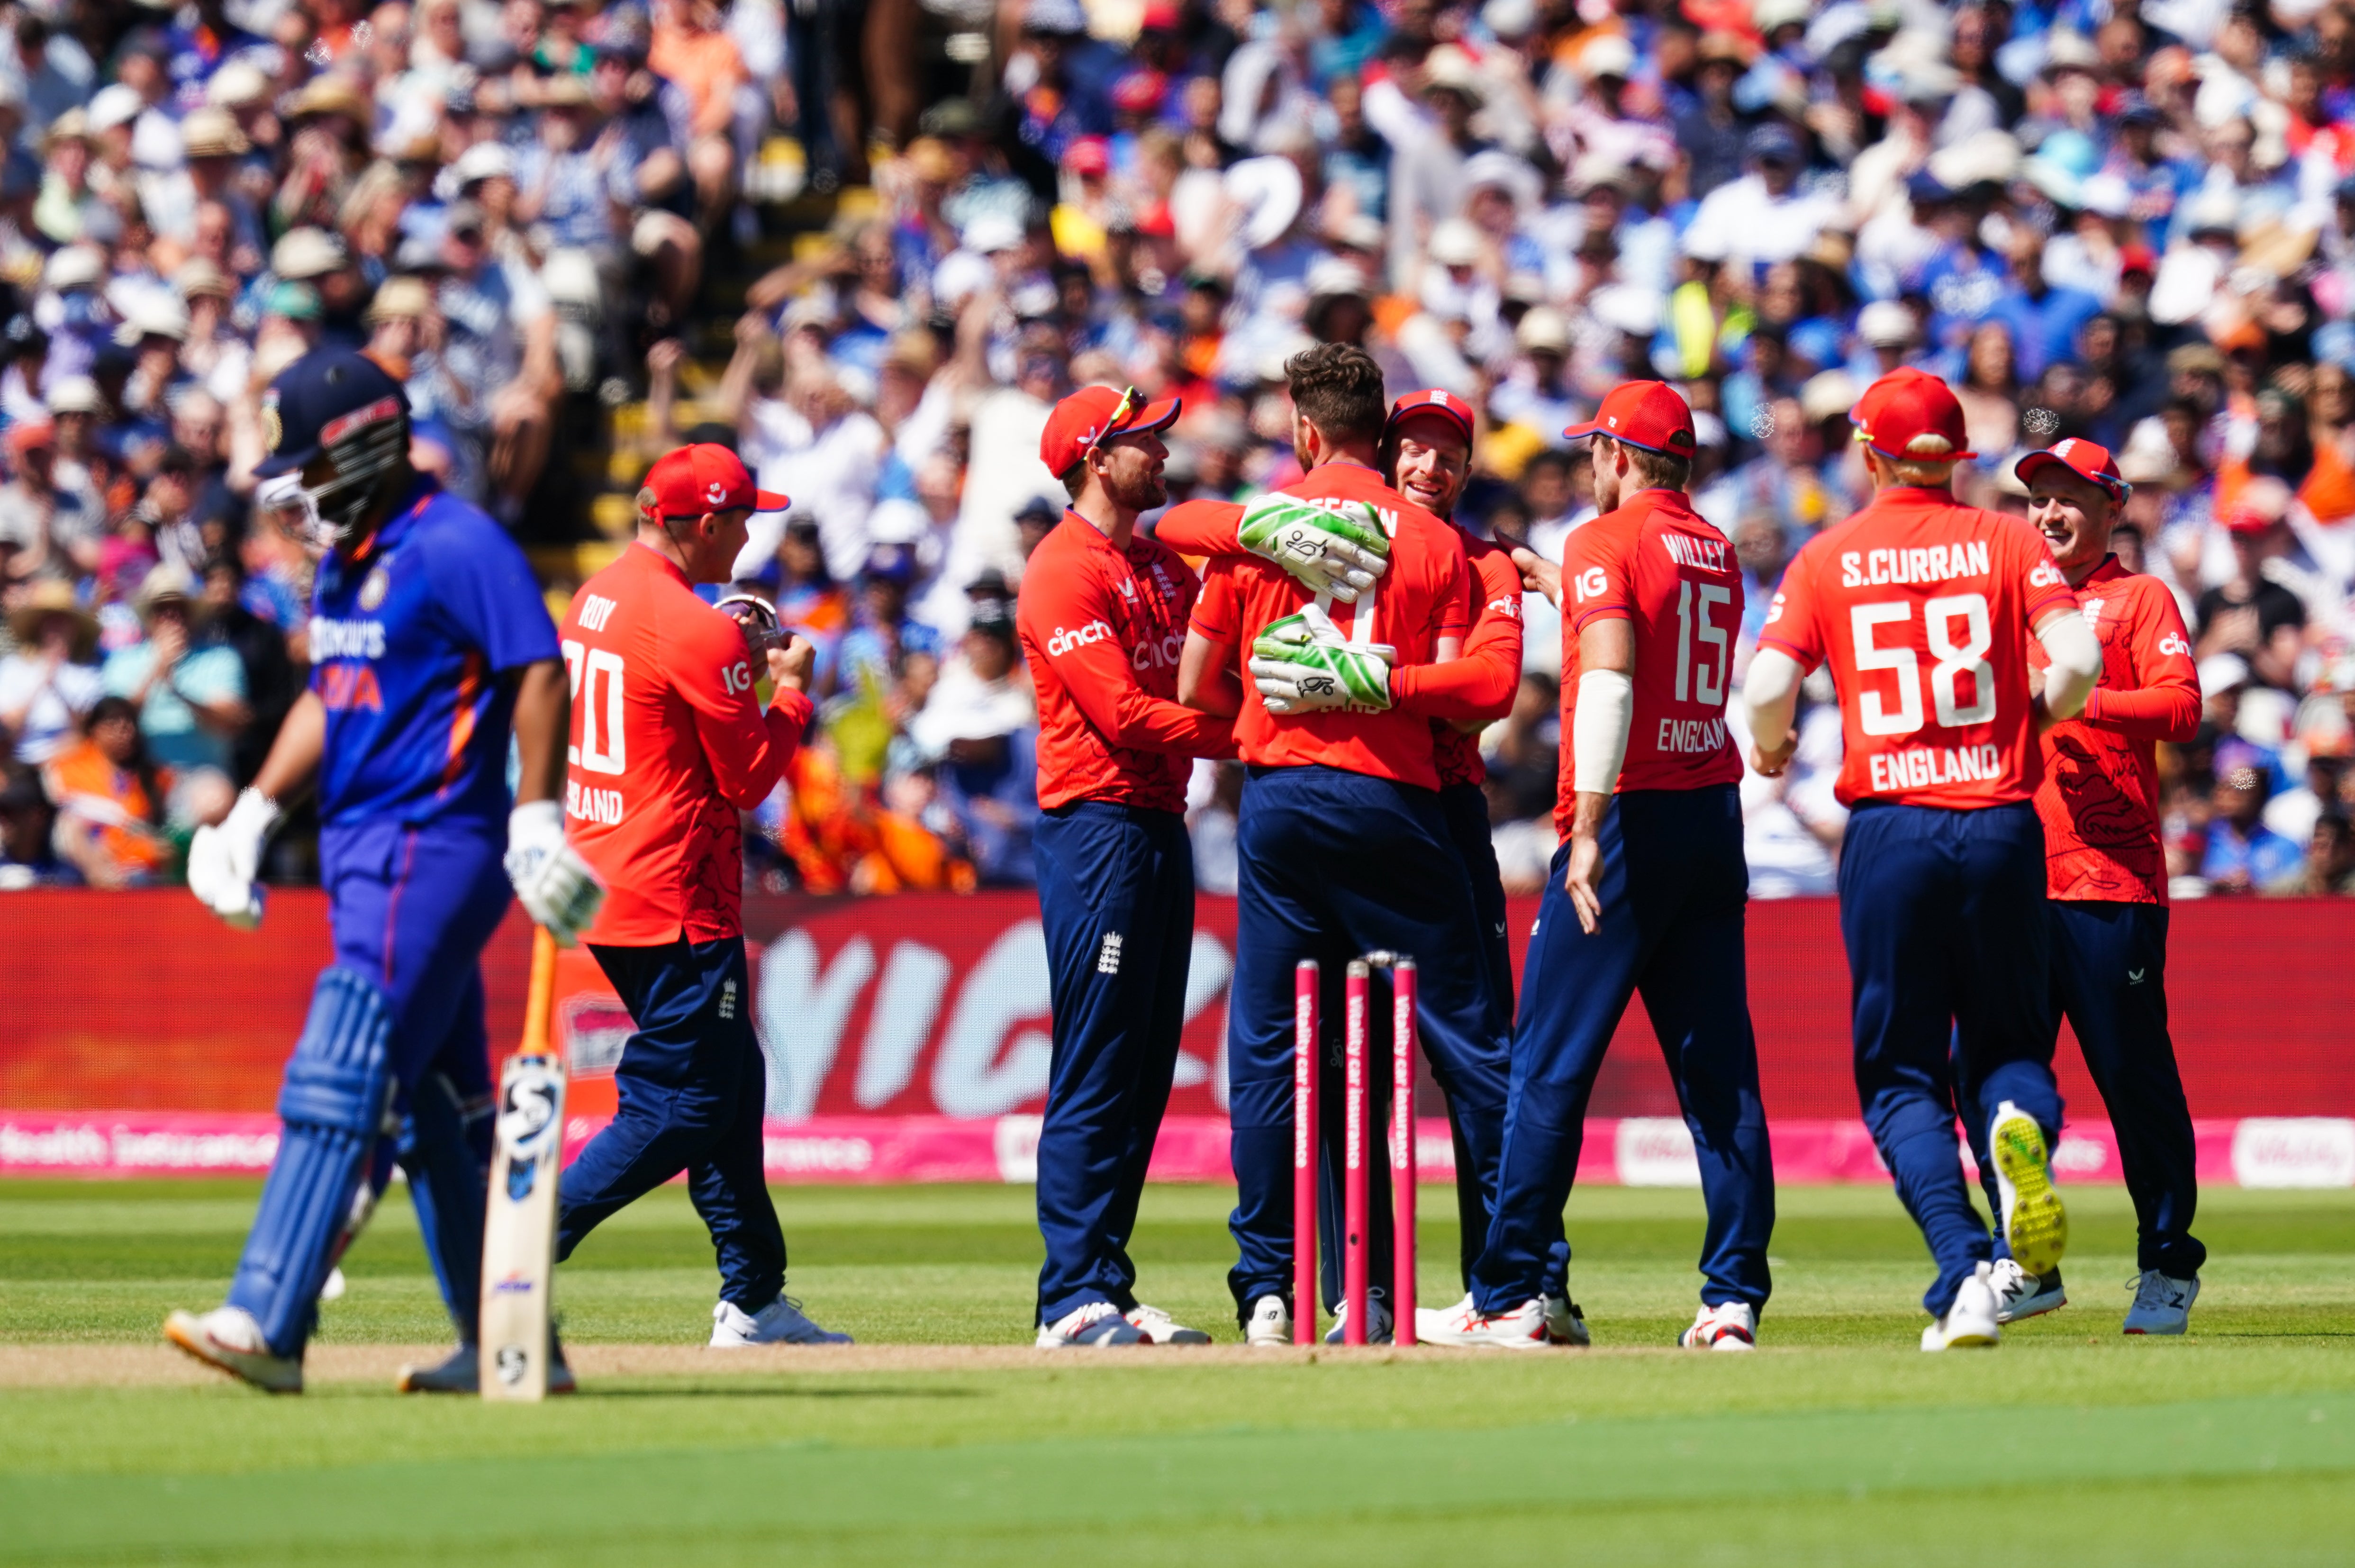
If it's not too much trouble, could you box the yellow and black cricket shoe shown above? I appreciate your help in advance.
[1989,1101,2068,1277]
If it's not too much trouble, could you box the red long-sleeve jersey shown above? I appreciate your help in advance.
[1155,495,1521,785]
[561,543,812,945]
[1185,463,1469,789]
[1557,488,1744,836]
[1017,510,1232,813]
[2030,555,2200,903]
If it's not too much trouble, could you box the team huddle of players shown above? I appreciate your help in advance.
[158,340,2208,1396]
[1015,343,2207,1352]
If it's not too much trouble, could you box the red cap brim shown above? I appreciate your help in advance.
[1865,439,1979,462]
[1388,402,1474,442]
[752,488,792,512]
[1559,418,1605,441]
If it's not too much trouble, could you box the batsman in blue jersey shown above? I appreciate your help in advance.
[166,350,604,1394]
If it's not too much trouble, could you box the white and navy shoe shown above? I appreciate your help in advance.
[1415,1294,1547,1349]
[1324,1290,1394,1345]
[1123,1303,1212,1344]
[1678,1301,1757,1352]
[164,1305,303,1394]
[1988,1101,2069,1278]
[1921,1261,2003,1351]
[397,1339,576,1394]
[711,1295,853,1346]
[1990,1259,2067,1324]
[1243,1293,1292,1348]
[1036,1301,1145,1348]
[2123,1270,2199,1335]
[1542,1294,1592,1347]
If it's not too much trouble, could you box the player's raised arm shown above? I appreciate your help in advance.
[1157,493,1391,602]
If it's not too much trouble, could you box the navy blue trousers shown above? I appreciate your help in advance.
[1960,901,2203,1278]
[1032,801,1196,1326]
[229,817,507,1355]
[1226,765,1511,1320]
[556,936,786,1310]
[1470,786,1774,1314]
[1840,801,2063,1317]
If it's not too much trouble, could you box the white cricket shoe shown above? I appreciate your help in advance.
[319,1267,347,1302]
[1542,1293,1592,1347]
[1123,1303,1212,1344]
[1678,1301,1757,1352]
[2123,1270,2199,1335]
[1415,1294,1547,1349]
[1990,1259,2067,1324]
[1243,1293,1292,1347]
[1988,1101,2068,1278]
[1036,1301,1145,1348]
[1323,1291,1393,1345]
[164,1305,303,1393]
[711,1295,853,1347]
[396,1340,576,1394]
[1921,1261,2003,1351]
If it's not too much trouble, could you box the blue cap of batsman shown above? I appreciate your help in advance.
[254,349,408,478]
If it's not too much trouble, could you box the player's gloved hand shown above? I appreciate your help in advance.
[1236,496,1390,603]
[504,800,606,947]
[186,787,280,930]
[1247,603,1395,714]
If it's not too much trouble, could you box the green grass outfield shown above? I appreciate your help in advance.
[3,1178,2352,1564]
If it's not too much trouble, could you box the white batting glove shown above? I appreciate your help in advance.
[503,799,606,947]
[186,787,279,930]
[1237,495,1391,603]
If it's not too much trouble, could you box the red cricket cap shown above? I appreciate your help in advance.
[1039,384,1181,475]
[1063,136,1112,176]
[2223,501,2278,535]
[2015,436,2129,501]
[644,443,788,517]
[1561,380,1697,457]
[1385,387,1476,446]
[1851,368,1976,461]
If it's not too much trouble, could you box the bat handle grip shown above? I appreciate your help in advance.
[521,925,559,1058]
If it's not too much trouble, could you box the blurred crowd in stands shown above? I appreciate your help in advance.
[2,0,2354,900]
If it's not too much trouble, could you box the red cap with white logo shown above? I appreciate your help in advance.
[1040,384,1182,476]
[1560,380,1697,457]
[2014,436,2129,501]
[644,443,789,517]
[1384,387,1476,445]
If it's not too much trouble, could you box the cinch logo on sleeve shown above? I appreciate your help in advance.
[1839,542,1994,588]
[2158,632,2192,657]
[2029,562,2065,588]
[1047,621,1116,656]
[1486,596,1522,619]
[309,618,387,660]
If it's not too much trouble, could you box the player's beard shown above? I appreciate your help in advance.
[1106,463,1167,513]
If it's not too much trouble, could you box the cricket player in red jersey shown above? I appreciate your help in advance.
[1173,344,1508,1346]
[1742,371,2104,1350]
[1158,389,1569,1329]
[551,443,851,1347]
[1017,385,1235,1349]
[1420,381,1774,1352]
[1975,437,2204,1334]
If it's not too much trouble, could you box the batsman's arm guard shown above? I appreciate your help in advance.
[225,967,392,1359]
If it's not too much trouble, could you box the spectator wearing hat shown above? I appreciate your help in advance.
[1675,31,1753,201]
[2203,747,2303,894]
[831,540,942,704]
[0,582,105,763]
[32,109,98,245]
[435,197,560,517]
[2218,388,2355,531]
[2195,499,2309,689]
[159,0,268,111]
[102,561,249,779]
[1386,43,1490,294]
[1683,123,1842,271]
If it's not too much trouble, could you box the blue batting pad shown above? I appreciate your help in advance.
[227,968,392,1357]
[399,1070,492,1343]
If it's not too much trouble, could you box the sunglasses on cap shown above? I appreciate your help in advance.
[1086,386,1146,459]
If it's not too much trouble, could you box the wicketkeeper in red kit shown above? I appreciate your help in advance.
[550,443,852,1346]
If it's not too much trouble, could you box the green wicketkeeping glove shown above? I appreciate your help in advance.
[1236,495,1391,603]
[1248,603,1395,714]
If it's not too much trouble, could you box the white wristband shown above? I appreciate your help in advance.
[1572,668,1633,797]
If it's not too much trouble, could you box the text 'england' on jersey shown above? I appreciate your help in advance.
[1556,488,1743,827]
[1757,487,2079,810]
[308,479,561,829]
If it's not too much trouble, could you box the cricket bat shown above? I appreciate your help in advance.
[481,925,566,1402]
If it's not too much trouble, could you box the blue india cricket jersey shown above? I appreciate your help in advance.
[308,478,561,829]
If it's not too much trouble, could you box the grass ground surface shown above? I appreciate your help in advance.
[3,1178,2351,1563]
